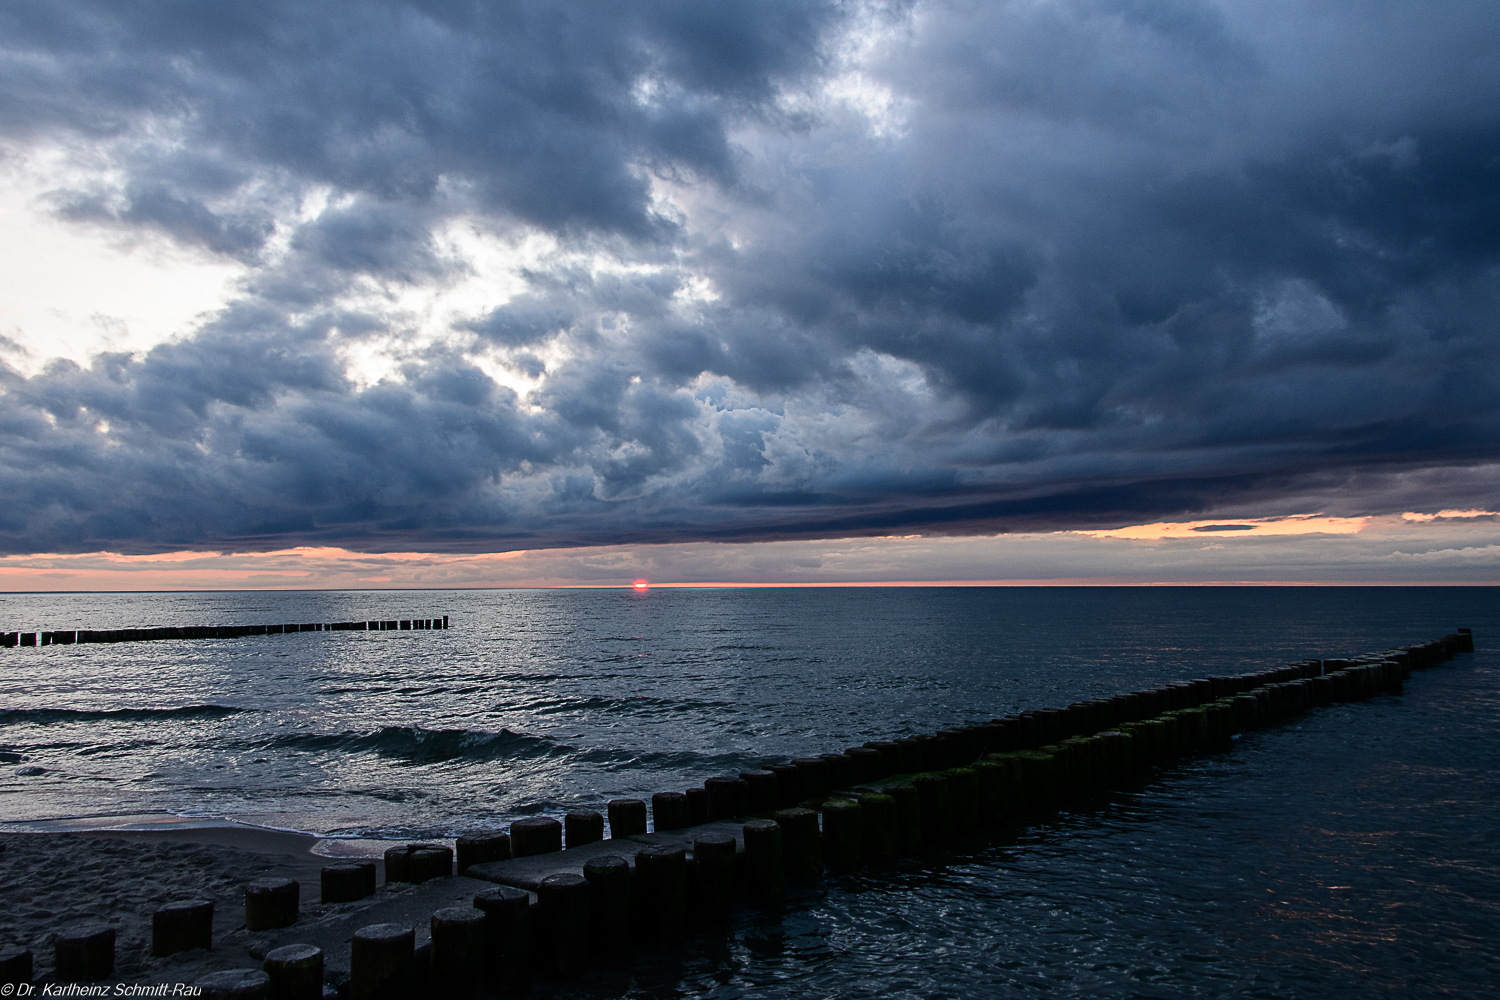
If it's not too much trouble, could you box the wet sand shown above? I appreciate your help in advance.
[0,825,335,984]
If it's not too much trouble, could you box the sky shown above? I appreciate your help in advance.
[0,1,1497,588]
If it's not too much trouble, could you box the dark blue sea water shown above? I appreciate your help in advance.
[1,587,1497,997]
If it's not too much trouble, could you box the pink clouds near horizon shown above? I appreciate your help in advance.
[0,512,1494,591]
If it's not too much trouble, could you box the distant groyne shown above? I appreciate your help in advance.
[1,616,449,648]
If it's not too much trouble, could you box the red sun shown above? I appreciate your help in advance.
[632,579,650,590]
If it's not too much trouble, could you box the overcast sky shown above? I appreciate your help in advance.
[1,1,1497,584]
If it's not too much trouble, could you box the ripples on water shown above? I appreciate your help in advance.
[1,586,1496,997]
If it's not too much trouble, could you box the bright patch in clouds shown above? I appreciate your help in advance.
[0,167,242,372]
[1079,516,1368,540]
[1402,510,1499,522]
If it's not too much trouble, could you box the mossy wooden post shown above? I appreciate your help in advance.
[1179,708,1209,753]
[1014,750,1056,810]
[912,773,952,846]
[883,781,922,854]
[1043,743,1075,797]
[1232,694,1260,731]
[858,792,897,863]
[1092,735,1114,785]
[743,818,786,902]
[1070,737,1100,790]
[1100,731,1131,779]
[971,760,1005,823]
[821,797,863,869]
[981,754,1022,817]
[1152,715,1181,758]
[1250,686,1273,723]
[1116,723,1148,768]
[944,767,979,836]
[1205,704,1235,750]
[774,807,824,881]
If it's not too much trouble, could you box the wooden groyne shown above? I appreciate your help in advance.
[0,629,1474,995]
[1,616,449,648]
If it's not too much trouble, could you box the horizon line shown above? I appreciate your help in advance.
[2,579,1497,595]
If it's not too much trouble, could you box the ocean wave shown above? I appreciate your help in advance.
[0,705,251,726]
[520,694,740,717]
[256,725,562,766]
[248,725,774,774]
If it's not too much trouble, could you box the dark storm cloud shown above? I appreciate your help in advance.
[1,0,1498,554]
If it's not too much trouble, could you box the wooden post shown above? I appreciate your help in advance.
[820,797,863,869]
[350,924,413,1000]
[607,798,647,838]
[472,886,528,995]
[742,818,785,902]
[582,855,631,967]
[54,924,114,982]
[152,900,213,956]
[263,944,323,1000]
[245,879,299,931]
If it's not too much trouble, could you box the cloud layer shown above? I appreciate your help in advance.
[2,1,1498,554]
[3,514,1497,591]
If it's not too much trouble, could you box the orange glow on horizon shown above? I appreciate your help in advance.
[0,511,1492,593]
[1078,514,1368,540]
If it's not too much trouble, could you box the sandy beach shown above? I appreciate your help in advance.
[1,826,338,985]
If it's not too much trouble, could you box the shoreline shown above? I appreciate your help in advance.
[0,827,314,985]
[0,819,421,986]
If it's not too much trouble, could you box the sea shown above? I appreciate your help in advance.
[1,586,1496,998]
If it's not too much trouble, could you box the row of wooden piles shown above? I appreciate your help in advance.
[0,629,1473,999]
[0,617,449,647]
